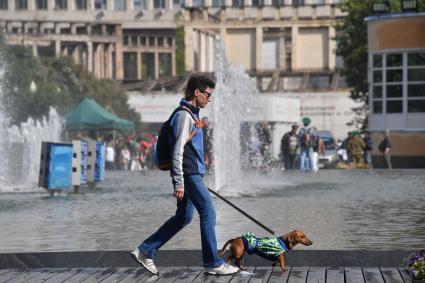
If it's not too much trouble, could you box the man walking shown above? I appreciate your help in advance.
[378,129,392,169]
[130,75,238,275]
[298,117,317,172]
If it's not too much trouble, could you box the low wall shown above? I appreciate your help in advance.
[0,250,414,269]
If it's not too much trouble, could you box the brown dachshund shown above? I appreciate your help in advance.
[218,230,312,272]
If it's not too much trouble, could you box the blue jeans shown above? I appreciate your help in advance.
[138,174,224,268]
[300,147,313,171]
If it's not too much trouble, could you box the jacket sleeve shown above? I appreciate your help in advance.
[171,111,195,189]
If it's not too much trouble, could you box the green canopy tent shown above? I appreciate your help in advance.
[64,98,135,134]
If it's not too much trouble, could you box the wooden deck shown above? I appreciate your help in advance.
[0,266,413,283]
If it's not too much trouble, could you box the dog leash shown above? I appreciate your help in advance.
[207,188,275,235]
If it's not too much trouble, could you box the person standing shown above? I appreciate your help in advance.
[347,131,365,165]
[280,125,298,170]
[130,75,238,275]
[378,129,392,169]
[105,141,115,170]
[298,117,317,172]
[363,131,373,168]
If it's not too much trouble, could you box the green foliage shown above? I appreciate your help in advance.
[335,0,425,130]
[175,25,185,75]
[0,43,141,131]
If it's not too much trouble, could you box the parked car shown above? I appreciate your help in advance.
[317,131,338,169]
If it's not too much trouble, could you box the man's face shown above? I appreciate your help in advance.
[194,87,213,108]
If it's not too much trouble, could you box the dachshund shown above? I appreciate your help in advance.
[218,230,312,272]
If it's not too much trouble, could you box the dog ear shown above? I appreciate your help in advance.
[288,231,296,243]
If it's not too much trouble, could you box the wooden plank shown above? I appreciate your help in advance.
[363,268,385,283]
[6,269,47,283]
[82,268,117,282]
[100,267,135,282]
[191,269,236,283]
[12,268,67,283]
[118,268,149,283]
[230,267,255,283]
[398,268,413,283]
[380,267,404,283]
[154,267,186,283]
[287,267,308,283]
[268,266,291,283]
[50,268,93,282]
[345,267,365,283]
[326,267,344,283]
[306,267,326,283]
[248,267,273,283]
[0,270,10,277]
[0,269,26,282]
[173,267,203,283]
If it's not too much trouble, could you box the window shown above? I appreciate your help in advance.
[212,0,223,6]
[124,52,138,79]
[370,50,425,114]
[95,0,107,9]
[192,0,203,6]
[141,53,155,79]
[15,0,28,9]
[292,0,304,6]
[55,0,67,9]
[252,0,263,6]
[0,0,8,9]
[75,0,87,9]
[134,0,146,9]
[232,0,243,7]
[114,0,126,10]
[36,0,47,9]
[159,53,172,78]
[154,0,164,8]
[271,0,284,6]
[407,52,425,113]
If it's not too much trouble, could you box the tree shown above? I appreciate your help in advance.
[0,41,141,132]
[335,0,425,130]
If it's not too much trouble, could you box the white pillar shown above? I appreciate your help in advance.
[55,39,61,56]
[200,32,206,71]
[328,25,336,70]
[291,25,298,70]
[256,26,263,71]
[147,0,153,10]
[87,41,93,72]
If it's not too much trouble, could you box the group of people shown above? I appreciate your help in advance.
[336,129,392,169]
[280,117,325,172]
[105,134,157,172]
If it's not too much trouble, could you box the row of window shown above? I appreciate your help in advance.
[123,35,174,48]
[0,0,173,10]
[124,52,172,79]
[0,0,339,10]
[371,51,425,114]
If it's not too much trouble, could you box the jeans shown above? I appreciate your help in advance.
[283,153,297,169]
[300,147,313,171]
[138,174,224,268]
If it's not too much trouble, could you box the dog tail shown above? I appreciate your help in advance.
[218,239,233,256]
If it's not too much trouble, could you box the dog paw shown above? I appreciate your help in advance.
[281,267,289,272]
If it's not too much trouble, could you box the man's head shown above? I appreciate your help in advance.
[302,117,311,127]
[185,74,215,108]
[291,125,298,133]
[384,129,390,137]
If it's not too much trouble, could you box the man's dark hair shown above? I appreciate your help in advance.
[185,74,216,100]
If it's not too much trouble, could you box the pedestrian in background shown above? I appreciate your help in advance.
[378,130,392,169]
[280,124,298,170]
[363,131,373,168]
[298,117,317,172]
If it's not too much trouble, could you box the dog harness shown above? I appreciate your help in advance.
[242,232,289,258]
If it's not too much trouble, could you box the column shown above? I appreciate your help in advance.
[48,0,54,10]
[32,45,38,56]
[171,49,176,75]
[99,43,105,78]
[165,0,172,10]
[328,26,336,70]
[115,26,124,79]
[291,25,298,70]
[55,39,61,56]
[147,0,153,10]
[279,35,285,70]
[72,45,79,64]
[8,0,15,11]
[200,32,206,71]
[28,0,35,10]
[154,52,159,79]
[127,0,133,10]
[136,51,141,79]
[106,44,114,79]
[87,41,93,72]
[107,0,113,10]
[69,0,75,10]
[184,26,194,72]
[255,26,262,71]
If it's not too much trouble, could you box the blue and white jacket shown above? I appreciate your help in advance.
[170,99,206,189]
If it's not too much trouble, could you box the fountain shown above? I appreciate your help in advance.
[0,54,63,192]
[211,39,266,194]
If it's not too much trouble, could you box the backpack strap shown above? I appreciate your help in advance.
[178,105,202,142]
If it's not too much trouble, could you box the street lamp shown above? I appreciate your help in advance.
[401,0,418,12]
[372,1,390,13]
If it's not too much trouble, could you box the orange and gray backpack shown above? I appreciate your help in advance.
[154,106,201,171]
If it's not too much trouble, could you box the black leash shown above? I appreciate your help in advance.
[207,187,275,235]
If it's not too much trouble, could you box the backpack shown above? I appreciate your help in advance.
[378,139,387,153]
[154,106,201,171]
[300,128,312,148]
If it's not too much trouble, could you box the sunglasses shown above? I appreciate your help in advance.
[199,89,212,98]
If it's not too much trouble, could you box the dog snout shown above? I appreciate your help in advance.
[304,238,313,246]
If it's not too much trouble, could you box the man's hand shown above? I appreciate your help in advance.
[174,187,184,200]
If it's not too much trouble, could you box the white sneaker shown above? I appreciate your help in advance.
[130,248,158,275]
[207,263,239,275]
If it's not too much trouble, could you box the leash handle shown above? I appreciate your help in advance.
[207,187,275,235]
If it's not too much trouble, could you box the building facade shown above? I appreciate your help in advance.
[0,0,180,80]
[366,12,425,168]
